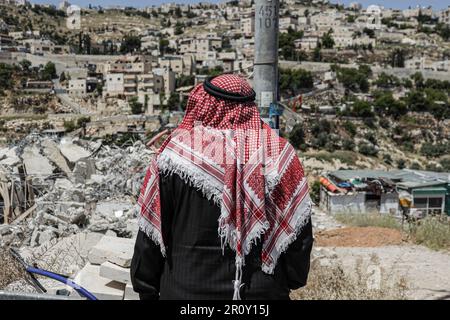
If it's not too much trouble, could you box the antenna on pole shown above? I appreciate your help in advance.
[254,0,280,129]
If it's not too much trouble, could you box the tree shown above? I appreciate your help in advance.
[40,62,57,80]
[59,71,66,83]
[167,93,180,111]
[288,124,305,149]
[363,27,375,38]
[424,88,450,120]
[159,38,172,55]
[373,91,407,119]
[436,23,450,41]
[120,35,141,54]
[321,29,335,49]
[279,68,314,97]
[176,75,195,87]
[279,28,303,61]
[411,72,424,89]
[175,6,182,18]
[129,97,143,114]
[197,65,223,77]
[391,48,405,68]
[404,90,428,112]
[174,22,184,35]
[313,46,321,62]
[351,100,374,118]
[375,72,400,89]
[19,59,31,72]
[0,63,13,90]
[335,66,370,93]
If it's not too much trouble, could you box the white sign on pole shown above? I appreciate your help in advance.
[261,91,273,109]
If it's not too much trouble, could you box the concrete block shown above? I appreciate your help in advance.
[124,284,140,300]
[22,146,54,176]
[73,264,125,300]
[96,201,133,218]
[99,261,131,284]
[59,139,91,164]
[42,139,71,176]
[88,236,134,267]
[30,232,104,276]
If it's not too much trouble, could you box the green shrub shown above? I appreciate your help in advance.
[439,156,450,171]
[63,120,77,132]
[397,159,406,169]
[343,121,357,136]
[383,154,393,165]
[420,142,450,158]
[358,142,378,157]
[310,180,321,204]
[342,138,355,151]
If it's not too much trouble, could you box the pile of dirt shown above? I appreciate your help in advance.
[315,227,406,247]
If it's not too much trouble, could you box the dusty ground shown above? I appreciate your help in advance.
[316,227,406,247]
[311,207,450,300]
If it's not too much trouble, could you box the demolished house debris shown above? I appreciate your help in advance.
[320,169,450,217]
[0,133,154,299]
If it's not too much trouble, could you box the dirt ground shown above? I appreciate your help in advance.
[316,227,406,247]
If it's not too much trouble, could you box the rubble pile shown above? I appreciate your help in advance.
[0,133,154,249]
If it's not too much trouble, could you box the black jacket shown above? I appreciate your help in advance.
[131,173,314,300]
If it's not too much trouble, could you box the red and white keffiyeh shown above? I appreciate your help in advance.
[137,74,312,299]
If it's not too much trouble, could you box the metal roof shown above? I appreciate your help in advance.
[329,169,450,190]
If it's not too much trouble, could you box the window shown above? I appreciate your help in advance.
[414,198,427,209]
[428,197,443,209]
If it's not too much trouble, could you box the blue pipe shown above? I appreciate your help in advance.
[26,267,98,301]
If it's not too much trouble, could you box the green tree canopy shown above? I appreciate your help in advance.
[321,29,335,49]
[279,68,314,97]
[40,62,57,81]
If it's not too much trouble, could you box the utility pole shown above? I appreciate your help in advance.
[254,0,280,126]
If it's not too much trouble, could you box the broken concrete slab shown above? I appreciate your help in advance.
[0,147,20,167]
[99,261,131,284]
[86,174,106,185]
[59,138,91,164]
[73,159,96,184]
[36,200,85,215]
[53,178,74,190]
[29,232,104,276]
[88,236,134,267]
[73,263,125,300]
[41,138,71,176]
[126,218,139,239]
[124,284,139,300]
[95,201,133,218]
[22,146,54,176]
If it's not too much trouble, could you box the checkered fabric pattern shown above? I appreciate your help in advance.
[137,74,312,287]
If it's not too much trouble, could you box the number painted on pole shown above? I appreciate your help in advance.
[258,4,278,29]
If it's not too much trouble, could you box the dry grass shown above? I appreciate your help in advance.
[409,216,450,251]
[0,248,27,290]
[334,213,402,230]
[291,254,409,300]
